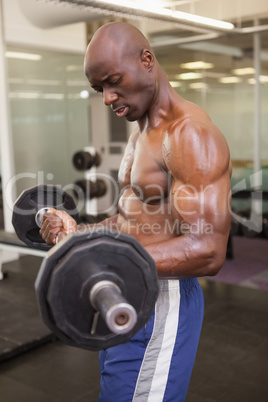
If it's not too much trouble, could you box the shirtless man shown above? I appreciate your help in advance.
[41,22,231,402]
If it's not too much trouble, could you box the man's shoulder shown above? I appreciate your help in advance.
[166,103,224,148]
[163,106,230,182]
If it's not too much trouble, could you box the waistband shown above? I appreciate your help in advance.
[158,278,199,291]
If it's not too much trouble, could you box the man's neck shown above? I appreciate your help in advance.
[140,76,182,131]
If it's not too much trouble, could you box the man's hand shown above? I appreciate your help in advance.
[40,208,77,245]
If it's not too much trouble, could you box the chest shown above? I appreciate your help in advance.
[118,131,169,201]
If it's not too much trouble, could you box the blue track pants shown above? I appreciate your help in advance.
[99,278,204,402]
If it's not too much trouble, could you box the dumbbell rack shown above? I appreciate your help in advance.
[73,146,107,223]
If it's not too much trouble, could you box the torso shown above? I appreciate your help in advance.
[116,96,231,248]
[117,123,179,246]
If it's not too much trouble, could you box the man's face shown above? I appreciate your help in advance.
[85,45,155,122]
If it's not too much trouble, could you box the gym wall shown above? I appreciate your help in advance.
[1,0,268,229]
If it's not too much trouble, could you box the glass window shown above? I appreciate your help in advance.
[151,27,268,192]
[6,47,91,196]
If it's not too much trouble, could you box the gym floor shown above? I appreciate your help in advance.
[0,246,268,402]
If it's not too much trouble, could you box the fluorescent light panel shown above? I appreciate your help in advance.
[66,65,83,72]
[232,67,255,75]
[9,92,64,99]
[42,94,64,99]
[170,81,182,88]
[219,77,241,84]
[8,78,24,84]
[97,0,234,30]
[248,76,268,84]
[260,76,268,83]
[180,61,214,69]
[27,79,61,86]
[9,92,40,99]
[176,72,203,80]
[5,51,42,61]
[67,80,88,86]
[181,42,243,58]
[189,82,208,89]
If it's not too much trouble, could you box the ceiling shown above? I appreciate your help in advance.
[151,24,268,82]
[18,0,268,87]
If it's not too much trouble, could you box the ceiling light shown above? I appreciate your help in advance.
[67,94,81,99]
[96,0,234,30]
[66,65,83,72]
[27,79,61,86]
[8,78,24,84]
[219,77,241,84]
[9,92,40,99]
[170,81,182,88]
[189,82,208,89]
[80,90,90,99]
[232,67,255,75]
[172,10,234,30]
[180,42,243,58]
[205,71,227,79]
[5,51,42,61]
[42,94,65,99]
[260,76,268,83]
[248,76,268,84]
[180,61,214,70]
[176,72,203,80]
[67,80,88,86]
[8,92,65,99]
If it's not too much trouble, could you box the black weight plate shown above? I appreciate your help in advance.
[74,179,107,199]
[12,184,79,250]
[48,239,152,346]
[94,179,107,198]
[35,229,159,351]
[73,151,94,171]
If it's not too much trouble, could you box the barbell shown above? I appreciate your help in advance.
[12,185,159,351]
[35,228,158,350]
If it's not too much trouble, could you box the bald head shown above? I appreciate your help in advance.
[89,22,152,58]
[84,22,155,78]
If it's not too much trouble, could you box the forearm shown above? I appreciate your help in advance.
[145,233,228,279]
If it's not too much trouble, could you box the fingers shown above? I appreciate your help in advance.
[40,208,77,245]
[40,210,63,245]
[50,209,77,234]
[55,231,68,244]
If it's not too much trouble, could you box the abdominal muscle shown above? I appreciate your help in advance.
[116,188,179,247]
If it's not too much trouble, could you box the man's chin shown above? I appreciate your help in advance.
[125,115,136,122]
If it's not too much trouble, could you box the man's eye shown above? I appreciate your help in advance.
[91,85,103,93]
[110,78,121,86]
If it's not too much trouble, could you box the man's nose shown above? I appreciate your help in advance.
[103,88,118,106]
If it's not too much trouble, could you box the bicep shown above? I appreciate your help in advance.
[170,171,231,238]
[165,121,231,236]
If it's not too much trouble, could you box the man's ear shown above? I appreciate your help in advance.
[141,49,154,70]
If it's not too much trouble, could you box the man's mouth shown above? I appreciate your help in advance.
[113,106,129,118]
